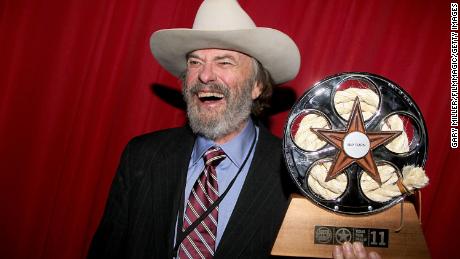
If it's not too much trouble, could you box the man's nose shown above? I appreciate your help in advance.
[198,63,217,84]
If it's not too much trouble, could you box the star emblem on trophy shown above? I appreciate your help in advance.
[312,98,401,185]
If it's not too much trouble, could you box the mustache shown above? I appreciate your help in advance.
[187,82,230,98]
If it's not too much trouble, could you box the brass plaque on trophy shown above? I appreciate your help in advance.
[272,73,430,258]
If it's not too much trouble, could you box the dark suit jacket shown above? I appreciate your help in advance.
[88,125,293,258]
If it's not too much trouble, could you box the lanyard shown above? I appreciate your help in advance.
[172,127,258,256]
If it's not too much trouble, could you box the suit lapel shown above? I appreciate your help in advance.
[215,127,285,258]
[149,127,195,257]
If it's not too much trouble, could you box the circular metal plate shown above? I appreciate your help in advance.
[283,72,428,215]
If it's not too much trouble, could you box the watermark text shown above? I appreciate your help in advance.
[452,3,459,148]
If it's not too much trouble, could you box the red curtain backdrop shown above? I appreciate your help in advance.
[0,0,457,258]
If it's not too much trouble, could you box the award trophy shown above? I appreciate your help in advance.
[271,73,430,258]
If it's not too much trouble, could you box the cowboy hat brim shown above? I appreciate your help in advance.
[150,27,300,84]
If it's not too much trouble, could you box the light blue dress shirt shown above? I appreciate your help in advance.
[180,119,259,247]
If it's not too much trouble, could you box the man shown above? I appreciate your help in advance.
[88,0,299,258]
[88,0,379,258]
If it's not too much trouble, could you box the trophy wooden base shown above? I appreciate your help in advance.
[271,194,430,258]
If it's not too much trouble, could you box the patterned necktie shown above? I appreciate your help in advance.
[178,146,226,259]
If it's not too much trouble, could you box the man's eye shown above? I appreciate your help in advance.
[219,61,233,66]
[187,60,200,66]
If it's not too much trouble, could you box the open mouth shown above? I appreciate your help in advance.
[197,92,225,103]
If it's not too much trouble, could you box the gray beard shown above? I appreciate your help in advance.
[183,80,253,141]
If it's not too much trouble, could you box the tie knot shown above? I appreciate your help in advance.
[204,146,226,166]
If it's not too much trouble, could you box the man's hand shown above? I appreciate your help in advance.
[332,242,381,259]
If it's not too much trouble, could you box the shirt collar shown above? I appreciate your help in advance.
[191,119,257,168]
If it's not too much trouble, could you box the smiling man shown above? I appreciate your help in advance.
[88,0,300,258]
[184,49,263,144]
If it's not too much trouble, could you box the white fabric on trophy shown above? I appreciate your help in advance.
[307,162,347,200]
[382,114,410,153]
[333,88,379,120]
[402,165,429,190]
[294,113,329,151]
[360,164,401,202]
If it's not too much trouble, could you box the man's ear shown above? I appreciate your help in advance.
[251,81,262,100]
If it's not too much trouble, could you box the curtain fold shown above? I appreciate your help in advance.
[0,0,456,258]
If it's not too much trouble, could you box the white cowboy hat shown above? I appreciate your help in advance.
[150,0,301,84]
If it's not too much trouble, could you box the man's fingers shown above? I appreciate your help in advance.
[342,242,355,259]
[369,251,382,259]
[332,245,344,259]
[332,241,382,259]
[352,242,367,259]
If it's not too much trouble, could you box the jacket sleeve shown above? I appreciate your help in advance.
[87,141,132,259]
